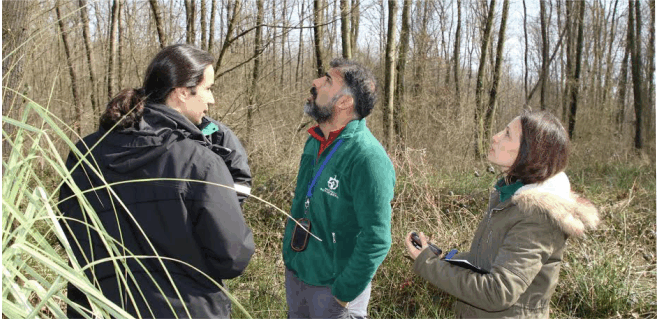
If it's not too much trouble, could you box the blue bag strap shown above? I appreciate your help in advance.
[307,139,344,198]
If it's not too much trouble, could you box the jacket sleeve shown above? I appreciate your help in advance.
[330,155,395,302]
[188,158,255,280]
[413,214,560,312]
[208,119,252,202]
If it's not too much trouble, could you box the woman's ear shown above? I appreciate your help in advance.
[170,87,190,103]
[166,88,188,109]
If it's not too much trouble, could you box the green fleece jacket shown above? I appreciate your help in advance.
[283,119,395,302]
[414,172,599,318]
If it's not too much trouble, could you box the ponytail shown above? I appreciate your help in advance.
[99,88,146,130]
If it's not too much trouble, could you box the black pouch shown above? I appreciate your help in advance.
[291,218,311,252]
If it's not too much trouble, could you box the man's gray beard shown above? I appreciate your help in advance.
[304,99,334,124]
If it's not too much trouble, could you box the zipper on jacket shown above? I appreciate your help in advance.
[474,193,503,267]
[331,232,337,276]
[474,195,496,254]
[485,207,504,246]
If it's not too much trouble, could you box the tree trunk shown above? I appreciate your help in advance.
[191,0,197,44]
[523,0,528,100]
[351,0,360,53]
[149,0,167,48]
[474,0,496,159]
[562,0,574,123]
[524,26,567,106]
[272,1,278,81]
[313,0,325,77]
[601,0,619,105]
[108,0,121,100]
[646,0,655,145]
[296,1,305,85]
[589,2,602,119]
[79,0,99,119]
[340,0,352,59]
[280,0,288,84]
[185,0,192,43]
[208,0,217,52]
[222,1,229,43]
[394,0,411,144]
[438,1,449,85]
[628,0,644,149]
[117,5,123,88]
[2,0,31,115]
[56,1,82,135]
[200,0,207,50]
[556,0,564,110]
[539,0,549,110]
[413,1,430,96]
[185,0,196,44]
[454,0,462,114]
[383,0,398,150]
[567,1,585,139]
[1,0,32,154]
[617,38,630,130]
[214,0,241,75]
[247,0,264,147]
[327,1,337,59]
[484,0,510,145]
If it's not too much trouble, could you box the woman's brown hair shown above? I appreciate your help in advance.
[506,110,570,185]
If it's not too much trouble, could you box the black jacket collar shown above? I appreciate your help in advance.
[142,102,209,144]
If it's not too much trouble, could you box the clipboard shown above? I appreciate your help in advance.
[444,258,489,274]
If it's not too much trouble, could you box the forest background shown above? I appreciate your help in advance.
[2,0,656,318]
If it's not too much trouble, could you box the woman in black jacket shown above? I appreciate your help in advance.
[59,44,255,318]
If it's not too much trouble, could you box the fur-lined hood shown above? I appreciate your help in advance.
[511,172,599,238]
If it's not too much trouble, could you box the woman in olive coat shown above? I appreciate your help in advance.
[405,111,599,318]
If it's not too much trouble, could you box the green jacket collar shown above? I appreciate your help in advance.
[494,178,524,203]
[335,118,367,140]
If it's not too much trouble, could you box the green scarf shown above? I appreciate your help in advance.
[494,178,524,203]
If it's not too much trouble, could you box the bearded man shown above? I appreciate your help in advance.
[282,59,396,319]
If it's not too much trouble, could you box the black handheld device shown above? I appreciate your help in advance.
[410,232,423,250]
[410,232,442,256]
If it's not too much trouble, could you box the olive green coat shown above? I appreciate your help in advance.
[414,172,599,318]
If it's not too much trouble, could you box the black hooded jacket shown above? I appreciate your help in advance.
[59,102,255,318]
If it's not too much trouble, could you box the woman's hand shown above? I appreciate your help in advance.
[404,231,429,261]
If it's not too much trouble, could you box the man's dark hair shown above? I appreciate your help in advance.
[329,58,377,119]
[506,110,570,185]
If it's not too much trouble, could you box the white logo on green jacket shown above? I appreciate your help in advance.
[328,176,339,190]
[322,175,340,198]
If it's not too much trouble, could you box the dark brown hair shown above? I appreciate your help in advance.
[506,110,570,184]
[329,58,377,119]
[99,44,214,130]
[99,88,146,130]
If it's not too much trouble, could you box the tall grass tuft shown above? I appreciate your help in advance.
[2,98,255,318]
[3,99,134,318]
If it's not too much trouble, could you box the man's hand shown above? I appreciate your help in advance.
[404,231,429,260]
[334,297,349,308]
